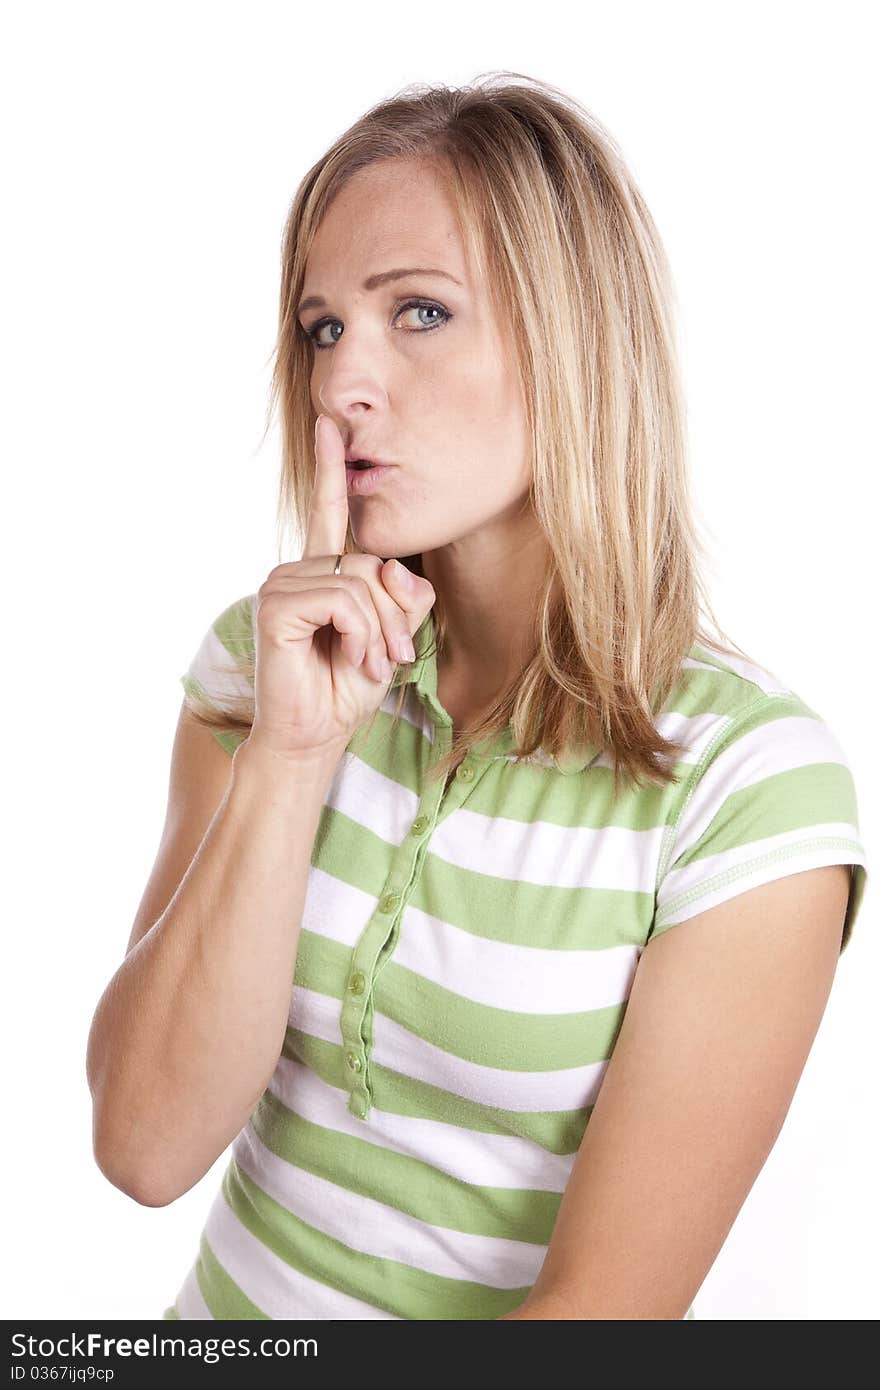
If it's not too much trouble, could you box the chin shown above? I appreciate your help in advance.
[350,521,413,558]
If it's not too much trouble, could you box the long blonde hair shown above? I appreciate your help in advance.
[186,71,755,798]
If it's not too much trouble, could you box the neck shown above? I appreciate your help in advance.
[421,515,552,700]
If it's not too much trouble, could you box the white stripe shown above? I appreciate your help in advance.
[680,656,727,675]
[200,1183,400,1319]
[301,866,381,948]
[266,1055,576,1192]
[514,706,725,771]
[371,1006,609,1110]
[289,985,609,1111]
[233,1126,547,1290]
[657,707,729,763]
[173,1264,214,1319]
[690,645,791,695]
[668,715,851,865]
[324,752,420,845]
[431,806,666,890]
[391,905,642,1013]
[303,865,641,1012]
[184,622,253,713]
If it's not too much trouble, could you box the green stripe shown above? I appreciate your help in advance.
[375,959,626,1069]
[351,706,682,826]
[282,1030,591,1153]
[294,930,626,1070]
[252,1088,561,1244]
[311,817,653,951]
[417,855,652,950]
[224,1159,531,1320]
[197,1226,269,1319]
[674,761,860,869]
[212,595,256,665]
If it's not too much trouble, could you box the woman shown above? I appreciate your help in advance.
[86,73,868,1320]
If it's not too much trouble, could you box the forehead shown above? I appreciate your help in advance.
[304,160,471,287]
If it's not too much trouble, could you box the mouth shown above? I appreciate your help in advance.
[345,460,395,496]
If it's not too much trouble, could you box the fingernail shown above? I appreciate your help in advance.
[392,559,413,587]
[392,634,416,664]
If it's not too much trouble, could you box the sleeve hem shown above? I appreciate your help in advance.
[653,836,864,931]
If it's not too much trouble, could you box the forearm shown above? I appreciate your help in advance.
[87,737,344,1205]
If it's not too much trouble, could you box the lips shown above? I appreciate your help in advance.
[345,461,395,495]
[344,450,393,468]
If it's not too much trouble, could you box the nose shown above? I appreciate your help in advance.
[316,342,389,423]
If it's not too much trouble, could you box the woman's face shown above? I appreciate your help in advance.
[297,158,534,561]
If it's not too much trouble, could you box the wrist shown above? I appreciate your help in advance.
[232,733,347,789]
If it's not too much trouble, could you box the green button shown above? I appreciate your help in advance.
[456,764,474,781]
[348,971,366,995]
[411,815,429,836]
[379,890,400,913]
[345,1051,362,1072]
[351,1093,367,1117]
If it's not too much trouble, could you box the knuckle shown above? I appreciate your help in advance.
[339,552,367,577]
[255,588,282,621]
[258,564,295,597]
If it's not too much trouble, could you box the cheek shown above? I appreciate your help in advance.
[454,372,530,497]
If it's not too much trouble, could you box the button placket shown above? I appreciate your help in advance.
[343,755,500,1116]
[339,941,378,1113]
[340,815,427,1120]
[429,751,493,828]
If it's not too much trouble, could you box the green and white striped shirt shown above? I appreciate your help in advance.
[163,593,868,1321]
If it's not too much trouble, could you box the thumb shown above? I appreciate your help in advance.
[381,557,435,612]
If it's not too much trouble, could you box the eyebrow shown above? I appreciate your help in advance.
[296,267,463,318]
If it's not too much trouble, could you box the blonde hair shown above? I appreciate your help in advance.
[186,70,755,798]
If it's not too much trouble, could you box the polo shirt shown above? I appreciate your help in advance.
[162,592,868,1320]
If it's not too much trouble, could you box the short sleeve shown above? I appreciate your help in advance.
[649,694,869,955]
[179,593,257,756]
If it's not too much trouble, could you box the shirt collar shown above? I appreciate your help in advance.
[390,610,601,774]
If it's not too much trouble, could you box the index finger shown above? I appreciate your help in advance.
[302,413,350,561]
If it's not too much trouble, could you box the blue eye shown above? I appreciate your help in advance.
[303,299,452,351]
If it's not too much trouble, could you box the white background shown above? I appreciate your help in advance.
[2,0,876,1321]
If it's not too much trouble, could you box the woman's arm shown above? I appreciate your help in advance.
[87,736,345,1206]
[508,863,850,1320]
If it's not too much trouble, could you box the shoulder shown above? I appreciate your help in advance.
[652,639,869,953]
[663,639,846,772]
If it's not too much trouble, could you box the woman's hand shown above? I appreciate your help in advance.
[247,413,436,761]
